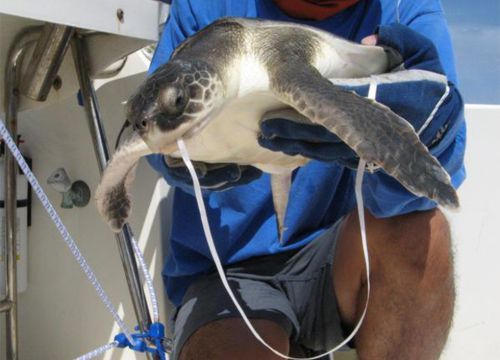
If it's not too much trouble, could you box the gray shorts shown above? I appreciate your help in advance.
[170,220,350,359]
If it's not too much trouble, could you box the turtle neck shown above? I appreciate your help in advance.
[272,0,360,20]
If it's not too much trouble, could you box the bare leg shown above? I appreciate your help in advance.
[179,318,290,360]
[333,208,455,360]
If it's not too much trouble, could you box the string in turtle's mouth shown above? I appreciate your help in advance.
[141,110,215,155]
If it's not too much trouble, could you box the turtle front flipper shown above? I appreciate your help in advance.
[269,64,459,209]
[95,132,152,232]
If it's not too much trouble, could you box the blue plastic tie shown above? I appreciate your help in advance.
[114,322,168,360]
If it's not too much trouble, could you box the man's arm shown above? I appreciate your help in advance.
[148,1,199,74]
[398,0,458,83]
[362,1,466,217]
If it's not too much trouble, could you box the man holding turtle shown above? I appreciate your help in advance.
[146,0,466,358]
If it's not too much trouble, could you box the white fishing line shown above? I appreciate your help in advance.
[177,76,377,359]
[417,84,450,136]
[396,0,402,23]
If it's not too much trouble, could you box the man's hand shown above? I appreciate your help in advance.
[259,109,360,168]
[258,24,452,167]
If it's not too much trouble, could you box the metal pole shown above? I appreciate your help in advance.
[2,26,42,360]
[71,34,155,347]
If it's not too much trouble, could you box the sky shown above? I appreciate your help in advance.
[441,0,500,104]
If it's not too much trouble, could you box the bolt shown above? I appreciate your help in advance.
[53,75,62,91]
[117,8,125,23]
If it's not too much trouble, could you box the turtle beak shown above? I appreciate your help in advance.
[139,117,202,155]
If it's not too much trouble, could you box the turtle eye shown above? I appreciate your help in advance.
[175,93,185,107]
[159,85,188,116]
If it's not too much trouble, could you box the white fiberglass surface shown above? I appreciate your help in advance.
[441,105,500,359]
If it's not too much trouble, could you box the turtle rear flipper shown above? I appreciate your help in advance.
[270,64,459,209]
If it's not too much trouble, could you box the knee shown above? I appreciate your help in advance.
[179,318,289,360]
[334,208,455,329]
[367,208,453,284]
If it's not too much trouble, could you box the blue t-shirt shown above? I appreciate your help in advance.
[147,0,466,306]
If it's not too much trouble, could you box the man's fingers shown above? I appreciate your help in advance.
[260,118,344,143]
[361,34,378,46]
[197,164,242,188]
[258,136,357,162]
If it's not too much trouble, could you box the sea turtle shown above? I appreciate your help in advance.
[95,17,459,238]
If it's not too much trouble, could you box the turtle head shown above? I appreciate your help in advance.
[127,59,224,153]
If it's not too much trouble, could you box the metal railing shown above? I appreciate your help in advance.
[2,26,42,360]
